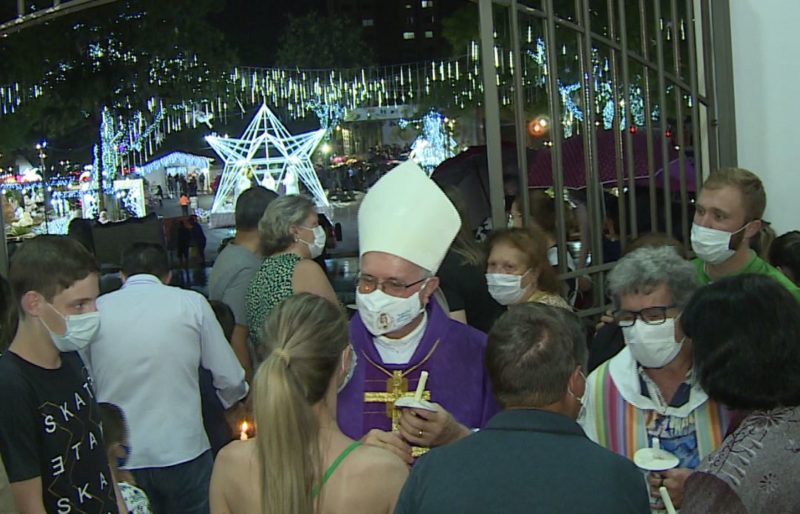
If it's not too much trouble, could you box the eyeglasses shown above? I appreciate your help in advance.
[613,305,677,327]
[356,274,427,296]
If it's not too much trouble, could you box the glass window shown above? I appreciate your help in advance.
[425,30,434,38]
[403,32,416,40]
[362,18,374,27]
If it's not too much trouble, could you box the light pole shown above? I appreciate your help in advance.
[36,141,49,233]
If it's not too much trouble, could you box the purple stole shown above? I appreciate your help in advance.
[337,301,499,448]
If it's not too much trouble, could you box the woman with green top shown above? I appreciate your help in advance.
[245,194,338,362]
[210,293,408,514]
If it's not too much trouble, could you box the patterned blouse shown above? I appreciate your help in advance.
[682,406,800,514]
[245,253,302,359]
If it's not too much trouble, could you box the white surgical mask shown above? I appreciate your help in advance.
[42,304,101,352]
[299,225,326,259]
[356,287,426,336]
[622,318,682,368]
[486,270,530,306]
[690,222,748,265]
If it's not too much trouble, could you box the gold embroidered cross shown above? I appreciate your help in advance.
[364,370,431,431]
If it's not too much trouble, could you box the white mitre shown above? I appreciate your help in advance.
[358,160,459,273]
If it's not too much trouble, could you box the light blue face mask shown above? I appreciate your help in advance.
[41,303,101,352]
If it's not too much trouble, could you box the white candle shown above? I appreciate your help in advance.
[240,420,249,441]
[415,371,429,402]
[659,486,677,514]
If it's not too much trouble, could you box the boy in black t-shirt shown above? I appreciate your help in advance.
[0,235,122,513]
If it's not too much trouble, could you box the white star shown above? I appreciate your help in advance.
[207,104,328,213]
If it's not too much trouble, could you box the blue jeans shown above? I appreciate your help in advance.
[132,450,212,514]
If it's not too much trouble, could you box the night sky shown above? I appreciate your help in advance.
[209,0,328,66]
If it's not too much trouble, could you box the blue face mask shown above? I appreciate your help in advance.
[116,444,130,468]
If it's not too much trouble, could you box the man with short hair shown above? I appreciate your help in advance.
[338,162,498,465]
[209,186,277,383]
[691,167,800,299]
[0,236,123,514]
[86,243,247,514]
[395,303,650,514]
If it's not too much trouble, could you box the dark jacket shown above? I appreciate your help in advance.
[395,409,650,514]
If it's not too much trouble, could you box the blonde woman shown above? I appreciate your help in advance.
[210,293,408,514]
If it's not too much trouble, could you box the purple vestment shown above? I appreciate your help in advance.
[338,300,500,440]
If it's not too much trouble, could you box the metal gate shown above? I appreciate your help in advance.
[478,0,736,315]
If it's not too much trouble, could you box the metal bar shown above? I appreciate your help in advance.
[1,0,120,36]
[0,201,8,275]
[638,0,658,232]
[478,0,507,227]
[607,0,629,255]
[548,0,569,276]
[654,0,673,237]
[542,0,567,269]
[509,0,531,228]
[670,0,689,244]
[700,0,720,172]
[578,0,605,279]
[618,0,639,241]
[709,0,737,168]
[686,0,704,193]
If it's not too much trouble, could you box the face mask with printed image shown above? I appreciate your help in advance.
[356,287,426,336]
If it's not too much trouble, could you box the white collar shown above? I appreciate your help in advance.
[608,347,709,417]
[373,312,428,365]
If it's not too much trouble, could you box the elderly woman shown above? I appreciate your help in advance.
[581,246,731,510]
[245,195,338,361]
[485,228,569,309]
[680,274,800,513]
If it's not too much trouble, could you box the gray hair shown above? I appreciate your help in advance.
[259,195,316,255]
[486,303,587,408]
[607,246,698,309]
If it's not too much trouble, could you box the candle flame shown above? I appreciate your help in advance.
[240,420,249,441]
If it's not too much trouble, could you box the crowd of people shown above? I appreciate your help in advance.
[0,162,799,514]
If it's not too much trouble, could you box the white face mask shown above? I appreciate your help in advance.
[356,287,426,336]
[42,304,101,352]
[299,225,326,259]
[622,318,682,368]
[568,370,587,419]
[690,222,748,265]
[486,270,530,306]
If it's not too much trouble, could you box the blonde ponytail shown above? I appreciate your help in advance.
[254,293,348,514]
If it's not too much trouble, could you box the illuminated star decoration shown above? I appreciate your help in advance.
[206,104,328,213]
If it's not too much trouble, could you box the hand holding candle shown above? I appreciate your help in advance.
[415,371,429,402]
[659,486,677,514]
[394,370,437,412]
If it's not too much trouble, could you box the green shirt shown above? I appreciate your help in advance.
[692,254,800,301]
